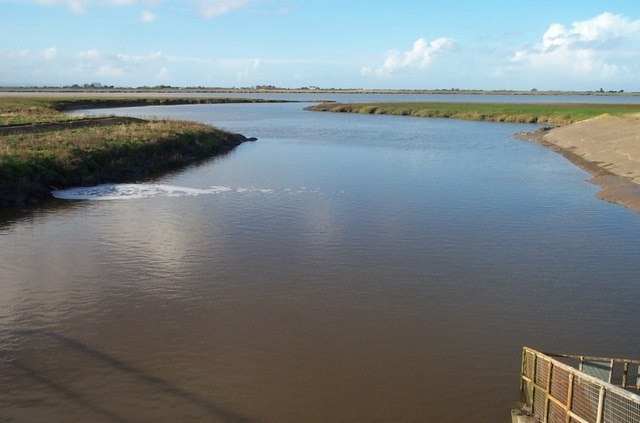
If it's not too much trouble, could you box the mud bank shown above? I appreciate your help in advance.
[516,114,640,212]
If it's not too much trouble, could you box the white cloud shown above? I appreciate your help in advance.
[75,49,164,79]
[35,0,264,19]
[362,37,457,76]
[41,47,58,60]
[236,57,261,80]
[117,51,163,63]
[509,12,640,80]
[75,49,125,77]
[35,0,157,13]
[187,0,249,18]
[155,67,170,81]
[6,50,32,59]
[96,64,124,77]
[37,0,87,13]
[77,49,163,62]
[77,48,103,60]
[141,10,157,22]
[31,0,260,22]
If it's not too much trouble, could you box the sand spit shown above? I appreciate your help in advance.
[517,114,640,212]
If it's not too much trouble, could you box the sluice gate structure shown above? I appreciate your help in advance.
[517,347,640,423]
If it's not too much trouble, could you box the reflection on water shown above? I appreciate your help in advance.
[2,100,640,423]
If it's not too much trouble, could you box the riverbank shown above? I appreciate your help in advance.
[517,114,640,212]
[305,102,640,126]
[0,97,259,207]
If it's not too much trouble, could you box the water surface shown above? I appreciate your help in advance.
[2,100,640,422]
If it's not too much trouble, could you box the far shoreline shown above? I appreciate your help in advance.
[2,87,640,97]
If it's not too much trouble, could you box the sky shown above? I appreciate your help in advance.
[1,0,640,90]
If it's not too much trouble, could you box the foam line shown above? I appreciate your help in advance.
[52,184,233,200]
[52,183,320,201]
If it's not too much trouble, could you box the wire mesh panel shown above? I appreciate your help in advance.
[548,400,567,423]
[520,348,640,423]
[582,359,613,383]
[522,349,537,410]
[603,390,640,423]
[551,365,570,406]
[571,378,600,423]
[523,350,536,380]
[533,385,547,419]
[537,357,550,387]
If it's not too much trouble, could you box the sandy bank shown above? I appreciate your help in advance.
[517,114,640,212]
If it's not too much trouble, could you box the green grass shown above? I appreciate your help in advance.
[305,102,640,125]
[0,97,73,125]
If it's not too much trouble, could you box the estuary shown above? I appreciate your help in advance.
[2,96,640,422]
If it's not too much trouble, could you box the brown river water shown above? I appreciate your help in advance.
[2,97,640,422]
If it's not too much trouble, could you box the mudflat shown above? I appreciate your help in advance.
[519,114,640,212]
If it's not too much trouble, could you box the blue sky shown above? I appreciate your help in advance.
[1,0,640,90]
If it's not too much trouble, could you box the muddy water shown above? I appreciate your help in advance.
[2,101,640,422]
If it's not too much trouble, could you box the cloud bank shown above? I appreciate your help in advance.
[509,12,640,83]
[36,0,252,18]
[36,0,142,14]
[187,0,249,18]
[362,37,457,76]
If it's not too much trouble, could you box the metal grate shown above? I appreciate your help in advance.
[550,365,569,405]
[603,390,640,423]
[520,347,640,423]
[571,378,600,423]
[548,399,566,423]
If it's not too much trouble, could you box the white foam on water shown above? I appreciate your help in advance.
[52,184,232,201]
[51,183,297,201]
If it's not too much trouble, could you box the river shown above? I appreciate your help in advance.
[2,95,640,422]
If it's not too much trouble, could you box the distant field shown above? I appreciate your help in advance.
[305,102,640,125]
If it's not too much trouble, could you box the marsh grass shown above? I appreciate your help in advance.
[306,102,640,125]
[0,98,73,125]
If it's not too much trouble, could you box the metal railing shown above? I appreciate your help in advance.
[519,347,640,423]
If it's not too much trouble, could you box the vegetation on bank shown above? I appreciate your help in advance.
[305,102,640,126]
[0,97,256,207]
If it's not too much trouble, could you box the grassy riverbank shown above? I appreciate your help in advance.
[0,97,256,207]
[305,102,640,125]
